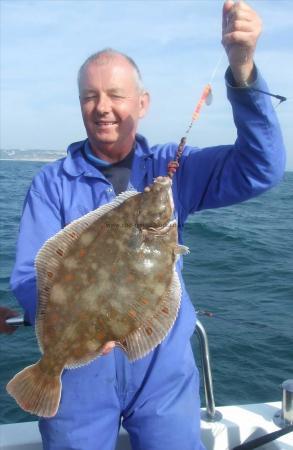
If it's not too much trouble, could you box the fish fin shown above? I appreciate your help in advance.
[115,190,139,202]
[114,341,128,353]
[64,358,102,370]
[35,189,139,351]
[125,270,181,361]
[174,244,190,255]
[6,360,62,417]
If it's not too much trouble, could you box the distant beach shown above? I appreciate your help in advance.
[0,158,61,162]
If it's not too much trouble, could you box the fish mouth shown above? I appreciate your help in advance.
[148,219,176,235]
[154,176,172,187]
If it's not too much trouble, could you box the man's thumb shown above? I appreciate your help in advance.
[223,0,235,16]
[222,0,234,29]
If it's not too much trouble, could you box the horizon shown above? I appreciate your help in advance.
[1,0,292,169]
[1,153,293,174]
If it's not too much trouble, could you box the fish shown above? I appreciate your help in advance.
[6,175,189,417]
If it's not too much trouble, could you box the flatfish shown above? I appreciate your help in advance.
[7,176,189,417]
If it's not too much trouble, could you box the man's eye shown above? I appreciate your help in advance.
[83,95,97,101]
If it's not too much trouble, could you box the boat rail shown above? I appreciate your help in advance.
[195,320,222,422]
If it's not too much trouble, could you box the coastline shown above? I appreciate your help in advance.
[0,158,64,162]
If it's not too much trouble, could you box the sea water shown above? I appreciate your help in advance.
[0,160,292,424]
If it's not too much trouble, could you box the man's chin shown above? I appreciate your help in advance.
[92,138,118,149]
[90,132,118,146]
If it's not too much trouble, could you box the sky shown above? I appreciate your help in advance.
[1,0,293,169]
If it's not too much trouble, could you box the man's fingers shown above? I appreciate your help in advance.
[226,19,254,34]
[223,1,259,28]
[222,31,257,47]
[101,341,116,356]
[222,0,261,86]
[222,1,252,24]
[222,0,262,49]
[226,0,254,14]
[222,0,235,30]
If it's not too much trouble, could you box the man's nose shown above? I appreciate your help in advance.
[95,93,111,114]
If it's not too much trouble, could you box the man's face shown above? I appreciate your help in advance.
[79,56,149,162]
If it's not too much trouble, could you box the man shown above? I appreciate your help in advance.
[10,1,285,449]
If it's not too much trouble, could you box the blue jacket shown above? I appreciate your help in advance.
[10,70,286,342]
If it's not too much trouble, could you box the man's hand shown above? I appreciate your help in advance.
[101,341,116,356]
[222,0,262,85]
[0,306,19,334]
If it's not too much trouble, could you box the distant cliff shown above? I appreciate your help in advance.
[0,148,66,161]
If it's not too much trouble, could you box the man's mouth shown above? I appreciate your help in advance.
[95,121,118,127]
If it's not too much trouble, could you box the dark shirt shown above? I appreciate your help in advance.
[83,141,135,195]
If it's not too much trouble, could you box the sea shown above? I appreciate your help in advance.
[0,160,292,425]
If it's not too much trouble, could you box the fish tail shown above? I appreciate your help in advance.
[6,360,62,417]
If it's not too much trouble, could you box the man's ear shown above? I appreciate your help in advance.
[139,91,150,118]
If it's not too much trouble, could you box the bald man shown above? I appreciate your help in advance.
[10,2,285,449]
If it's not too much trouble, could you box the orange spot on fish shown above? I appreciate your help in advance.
[69,231,77,239]
[97,317,104,327]
[64,273,75,282]
[56,248,64,257]
[73,347,81,357]
[128,310,137,319]
[140,298,149,305]
[47,271,54,279]
[161,306,169,315]
[126,274,135,283]
[48,313,59,323]
[145,327,153,336]
[79,249,86,257]
[96,331,105,340]
[156,273,164,282]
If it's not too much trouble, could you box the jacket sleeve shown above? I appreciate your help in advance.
[10,170,62,325]
[176,67,286,222]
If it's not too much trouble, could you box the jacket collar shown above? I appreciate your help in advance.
[62,134,154,188]
[130,134,154,191]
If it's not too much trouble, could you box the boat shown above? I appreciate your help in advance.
[1,320,292,450]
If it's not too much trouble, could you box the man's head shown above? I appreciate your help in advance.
[78,48,150,163]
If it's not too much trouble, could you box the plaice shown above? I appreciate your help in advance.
[6,175,189,417]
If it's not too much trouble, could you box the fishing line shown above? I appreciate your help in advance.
[275,96,292,109]
[208,52,225,85]
[196,309,252,326]
[196,309,271,331]
[250,87,287,108]
[167,52,224,178]
[167,49,288,179]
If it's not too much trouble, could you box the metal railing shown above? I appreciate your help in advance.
[195,320,222,422]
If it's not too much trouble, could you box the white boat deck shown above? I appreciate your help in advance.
[1,401,292,450]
